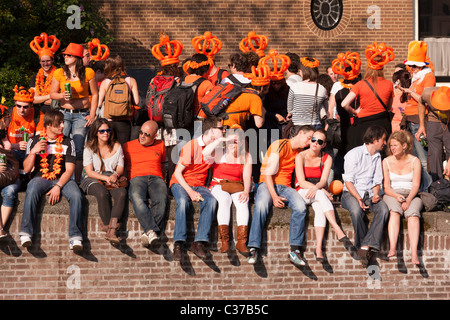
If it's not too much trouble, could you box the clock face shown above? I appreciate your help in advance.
[310,0,344,31]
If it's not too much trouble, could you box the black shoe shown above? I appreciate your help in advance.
[172,242,183,261]
[357,248,372,268]
[191,241,207,260]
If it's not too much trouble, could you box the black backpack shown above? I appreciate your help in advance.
[429,178,450,205]
[162,77,205,129]
[326,118,342,149]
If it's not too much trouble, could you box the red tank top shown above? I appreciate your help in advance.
[210,162,243,187]
[295,153,329,190]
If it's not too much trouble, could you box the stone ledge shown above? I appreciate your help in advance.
[11,191,450,234]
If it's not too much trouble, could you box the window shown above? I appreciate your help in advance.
[310,0,343,31]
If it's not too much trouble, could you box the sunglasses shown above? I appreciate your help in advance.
[63,54,75,58]
[311,137,324,145]
[15,104,30,109]
[98,128,112,134]
[139,130,152,137]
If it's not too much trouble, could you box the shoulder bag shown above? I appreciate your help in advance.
[364,80,394,121]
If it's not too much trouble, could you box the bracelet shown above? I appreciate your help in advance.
[54,184,62,189]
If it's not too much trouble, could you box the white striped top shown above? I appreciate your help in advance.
[287,81,328,126]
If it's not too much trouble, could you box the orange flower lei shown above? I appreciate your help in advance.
[39,131,64,180]
[35,66,56,96]
[300,57,320,69]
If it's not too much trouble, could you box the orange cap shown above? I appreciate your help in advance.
[239,31,269,57]
[259,49,291,81]
[431,86,450,111]
[151,32,183,66]
[13,85,35,103]
[404,41,427,67]
[30,33,60,59]
[62,43,84,58]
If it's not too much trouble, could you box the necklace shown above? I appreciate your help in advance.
[39,131,64,180]
[35,66,56,96]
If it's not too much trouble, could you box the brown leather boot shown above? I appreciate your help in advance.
[105,218,121,244]
[235,225,249,254]
[218,225,230,253]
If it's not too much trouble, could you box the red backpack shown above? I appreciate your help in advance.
[145,75,177,122]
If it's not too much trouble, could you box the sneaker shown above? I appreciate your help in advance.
[247,248,259,264]
[289,250,306,266]
[20,235,32,248]
[141,230,158,247]
[69,240,83,251]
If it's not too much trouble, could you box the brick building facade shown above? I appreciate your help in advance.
[92,0,414,77]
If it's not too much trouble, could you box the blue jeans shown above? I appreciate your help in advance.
[170,183,217,243]
[341,191,389,251]
[20,177,83,241]
[409,122,432,192]
[129,175,168,235]
[62,109,89,160]
[1,178,21,207]
[248,183,307,249]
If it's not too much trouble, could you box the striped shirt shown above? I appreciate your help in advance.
[287,81,328,126]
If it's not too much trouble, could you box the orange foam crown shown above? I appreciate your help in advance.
[332,52,361,80]
[30,32,61,58]
[13,85,35,103]
[365,42,395,70]
[88,38,110,61]
[151,32,183,66]
[239,31,269,57]
[259,49,291,81]
[244,64,271,87]
[192,31,222,58]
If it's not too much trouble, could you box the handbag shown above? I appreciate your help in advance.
[219,179,244,194]
[96,150,128,189]
[364,80,394,121]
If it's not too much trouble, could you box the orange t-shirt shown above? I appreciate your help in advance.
[169,136,212,187]
[184,75,214,117]
[404,72,436,116]
[53,67,95,99]
[351,78,394,118]
[208,68,230,86]
[259,139,298,187]
[8,107,44,144]
[123,139,166,180]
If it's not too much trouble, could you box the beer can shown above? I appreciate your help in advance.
[39,137,46,154]
[65,82,72,99]
[23,132,29,142]
[0,153,6,163]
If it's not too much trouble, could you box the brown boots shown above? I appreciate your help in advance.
[105,218,121,244]
[218,225,249,255]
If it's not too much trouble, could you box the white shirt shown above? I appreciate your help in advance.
[286,74,303,87]
[342,144,383,198]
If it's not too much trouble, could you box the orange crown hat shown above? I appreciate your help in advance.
[332,52,361,80]
[244,64,271,87]
[365,42,395,70]
[30,32,60,59]
[431,86,450,111]
[192,31,222,58]
[13,85,35,103]
[88,38,110,61]
[258,49,291,81]
[404,41,428,67]
[239,31,269,58]
[151,32,183,66]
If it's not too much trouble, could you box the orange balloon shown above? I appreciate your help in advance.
[329,180,344,195]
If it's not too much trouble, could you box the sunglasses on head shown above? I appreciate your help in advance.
[139,130,152,137]
[311,137,324,145]
[98,128,112,134]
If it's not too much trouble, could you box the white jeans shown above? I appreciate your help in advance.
[297,189,334,227]
[211,185,249,226]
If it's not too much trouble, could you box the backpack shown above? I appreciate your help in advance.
[200,82,258,120]
[104,76,133,118]
[326,118,342,149]
[162,77,205,129]
[145,75,177,123]
[429,178,450,205]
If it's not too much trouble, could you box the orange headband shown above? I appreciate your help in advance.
[88,38,110,61]
[30,32,60,59]
[365,42,395,70]
[239,31,269,58]
[244,65,271,87]
[13,85,35,103]
[300,57,319,69]
[332,52,361,80]
[151,32,183,66]
[259,49,291,81]
[182,56,214,75]
[192,31,222,58]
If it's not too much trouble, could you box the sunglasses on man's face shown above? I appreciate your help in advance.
[98,128,112,134]
[139,130,152,137]
[15,104,30,110]
[311,137,324,145]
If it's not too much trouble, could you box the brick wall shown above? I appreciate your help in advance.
[1,202,449,301]
[92,0,414,77]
